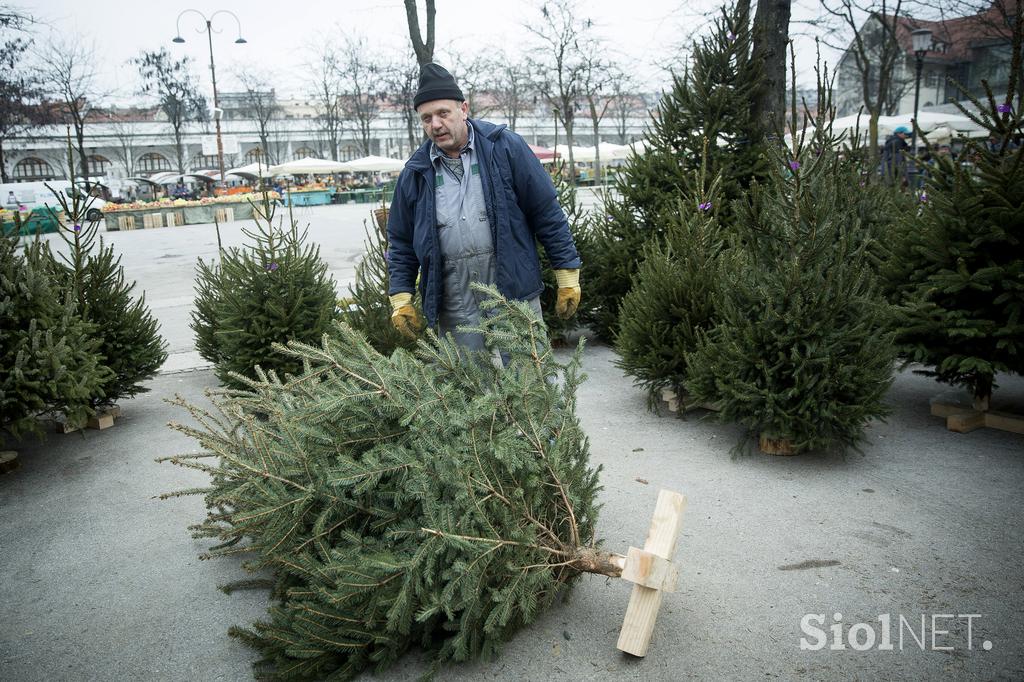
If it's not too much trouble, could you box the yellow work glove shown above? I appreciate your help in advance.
[389,292,423,339]
[553,268,581,319]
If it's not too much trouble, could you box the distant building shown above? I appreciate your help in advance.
[835,1,1016,117]
[5,93,653,186]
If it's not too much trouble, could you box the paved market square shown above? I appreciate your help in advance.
[2,203,1022,681]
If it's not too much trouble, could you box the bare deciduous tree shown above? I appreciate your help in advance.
[107,111,140,178]
[578,48,615,182]
[306,42,343,160]
[489,50,533,133]
[36,38,106,188]
[607,66,645,144]
[338,34,386,156]
[822,0,910,153]
[134,48,207,174]
[525,0,595,181]
[235,69,281,164]
[0,8,46,182]
[383,52,420,156]
[440,48,499,119]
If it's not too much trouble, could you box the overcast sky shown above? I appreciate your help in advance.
[18,0,836,105]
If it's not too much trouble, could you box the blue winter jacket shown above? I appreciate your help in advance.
[386,119,581,327]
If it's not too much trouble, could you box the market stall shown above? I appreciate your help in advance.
[102,192,279,230]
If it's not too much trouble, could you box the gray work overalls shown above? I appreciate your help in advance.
[433,132,542,353]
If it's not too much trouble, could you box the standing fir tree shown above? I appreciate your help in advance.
[338,218,418,355]
[191,196,337,390]
[888,79,1024,410]
[538,162,593,343]
[582,3,766,340]
[43,180,166,409]
[1,233,108,440]
[685,138,895,454]
[162,287,620,680]
[615,160,725,408]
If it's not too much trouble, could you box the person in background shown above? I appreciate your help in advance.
[386,63,581,352]
[880,125,911,186]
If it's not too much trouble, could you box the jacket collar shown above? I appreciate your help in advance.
[405,118,507,174]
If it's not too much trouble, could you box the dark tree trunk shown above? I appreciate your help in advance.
[0,139,7,183]
[752,0,792,138]
[403,0,435,67]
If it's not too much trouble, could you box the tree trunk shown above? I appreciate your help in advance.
[404,0,435,67]
[173,124,185,174]
[567,546,625,577]
[75,126,90,191]
[751,0,792,138]
[0,139,7,183]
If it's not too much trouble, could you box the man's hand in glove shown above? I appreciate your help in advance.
[553,268,581,319]
[389,292,423,339]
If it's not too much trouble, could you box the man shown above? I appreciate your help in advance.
[880,125,911,186]
[386,63,581,351]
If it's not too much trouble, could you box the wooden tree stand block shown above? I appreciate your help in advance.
[164,211,184,227]
[142,213,164,229]
[0,450,19,474]
[87,404,121,430]
[930,399,1024,435]
[659,388,721,415]
[116,215,136,231]
[55,405,121,433]
[758,433,797,455]
[616,489,688,657]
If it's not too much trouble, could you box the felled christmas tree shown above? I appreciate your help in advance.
[615,161,726,409]
[685,139,895,454]
[582,3,766,340]
[888,85,1024,414]
[192,196,337,389]
[164,288,671,679]
[43,184,166,409]
[1,233,108,440]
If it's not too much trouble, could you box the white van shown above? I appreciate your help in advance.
[2,181,108,221]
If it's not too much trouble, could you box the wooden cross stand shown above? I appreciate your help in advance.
[930,397,1024,435]
[614,489,687,657]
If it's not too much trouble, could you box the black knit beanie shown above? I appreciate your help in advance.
[413,63,464,109]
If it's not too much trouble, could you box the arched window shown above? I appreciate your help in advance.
[293,147,318,160]
[12,157,55,180]
[243,148,266,164]
[137,153,172,173]
[86,155,110,175]
[191,153,220,170]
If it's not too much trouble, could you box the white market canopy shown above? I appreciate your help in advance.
[268,157,351,176]
[339,155,407,173]
[226,162,274,178]
[597,142,632,160]
[795,112,987,145]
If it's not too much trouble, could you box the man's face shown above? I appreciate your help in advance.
[417,99,469,156]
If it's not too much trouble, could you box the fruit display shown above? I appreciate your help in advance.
[102,191,280,213]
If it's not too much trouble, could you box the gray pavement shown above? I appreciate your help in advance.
[2,202,1023,681]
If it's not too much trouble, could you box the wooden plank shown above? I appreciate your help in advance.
[930,400,969,419]
[87,413,115,430]
[616,489,687,657]
[947,411,985,433]
[620,546,679,592]
[0,450,19,474]
[759,433,796,455]
[984,411,1024,435]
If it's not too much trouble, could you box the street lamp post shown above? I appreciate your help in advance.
[172,9,246,191]
[910,28,932,185]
